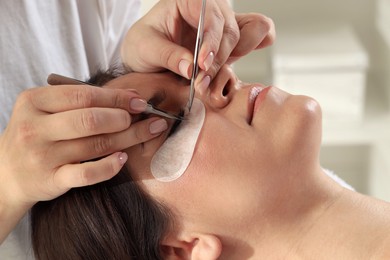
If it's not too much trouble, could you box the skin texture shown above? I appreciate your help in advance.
[103,65,390,259]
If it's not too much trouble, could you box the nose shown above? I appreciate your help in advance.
[204,64,239,109]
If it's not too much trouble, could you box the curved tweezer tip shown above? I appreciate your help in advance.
[145,103,184,121]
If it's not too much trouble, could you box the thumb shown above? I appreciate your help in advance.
[154,38,194,79]
[230,13,275,59]
[121,26,194,78]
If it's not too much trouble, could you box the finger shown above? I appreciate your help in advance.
[230,13,276,58]
[53,152,128,191]
[197,0,226,72]
[255,16,276,49]
[41,107,131,141]
[28,84,146,114]
[155,36,194,79]
[50,117,168,165]
[125,25,194,79]
[152,35,194,79]
[198,1,239,78]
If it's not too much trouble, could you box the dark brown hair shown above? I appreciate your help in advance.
[31,68,172,260]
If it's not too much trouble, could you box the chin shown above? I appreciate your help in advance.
[275,94,323,164]
[297,95,322,122]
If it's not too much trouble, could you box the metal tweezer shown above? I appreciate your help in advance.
[47,73,183,121]
[186,0,207,113]
[144,103,183,120]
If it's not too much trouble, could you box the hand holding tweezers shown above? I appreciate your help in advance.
[47,73,183,121]
[186,0,207,113]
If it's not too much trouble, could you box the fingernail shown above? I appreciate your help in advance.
[118,152,128,166]
[197,75,211,94]
[179,59,191,79]
[203,52,214,71]
[149,119,168,134]
[130,98,147,112]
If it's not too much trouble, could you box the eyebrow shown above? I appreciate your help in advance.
[145,90,185,136]
[147,90,167,107]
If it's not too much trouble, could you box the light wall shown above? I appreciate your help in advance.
[140,0,158,15]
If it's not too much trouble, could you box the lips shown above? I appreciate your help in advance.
[247,86,271,124]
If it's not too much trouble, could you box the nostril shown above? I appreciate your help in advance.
[222,87,228,97]
[222,80,231,96]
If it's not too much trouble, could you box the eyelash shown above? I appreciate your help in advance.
[168,109,185,137]
[141,93,183,136]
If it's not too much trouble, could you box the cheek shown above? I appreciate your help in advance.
[192,114,273,176]
[177,114,268,201]
[124,133,168,181]
[140,117,231,207]
[157,118,273,224]
[189,116,238,179]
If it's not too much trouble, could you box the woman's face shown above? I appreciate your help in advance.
[104,65,322,233]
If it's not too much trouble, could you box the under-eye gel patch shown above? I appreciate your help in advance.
[151,98,205,182]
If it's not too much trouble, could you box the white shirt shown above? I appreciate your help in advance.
[0,1,140,258]
[0,0,140,131]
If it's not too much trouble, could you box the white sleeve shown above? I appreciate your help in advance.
[97,0,141,65]
[75,0,141,70]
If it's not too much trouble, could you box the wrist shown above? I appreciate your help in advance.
[0,190,33,244]
[0,165,33,244]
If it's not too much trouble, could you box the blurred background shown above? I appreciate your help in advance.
[141,0,390,201]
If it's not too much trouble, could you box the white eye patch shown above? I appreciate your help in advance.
[150,98,205,182]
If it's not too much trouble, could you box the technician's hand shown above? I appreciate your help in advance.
[121,0,275,92]
[0,85,167,224]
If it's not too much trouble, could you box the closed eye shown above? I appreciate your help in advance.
[137,92,184,137]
